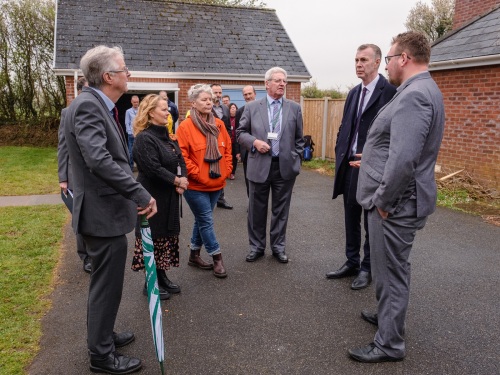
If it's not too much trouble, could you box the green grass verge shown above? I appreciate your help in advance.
[302,158,335,176]
[0,146,59,196]
[0,205,67,374]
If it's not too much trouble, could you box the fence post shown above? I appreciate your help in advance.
[321,97,328,160]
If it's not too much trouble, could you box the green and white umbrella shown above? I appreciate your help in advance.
[140,215,165,374]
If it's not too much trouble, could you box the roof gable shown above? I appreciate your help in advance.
[54,0,310,78]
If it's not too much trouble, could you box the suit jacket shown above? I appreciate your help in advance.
[235,105,246,158]
[356,71,445,218]
[57,108,73,188]
[63,87,151,237]
[237,97,304,183]
[333,74,396,202]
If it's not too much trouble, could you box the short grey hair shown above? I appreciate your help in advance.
[188,84,212,101]
[265,67,287,82]
[80,45,124,88]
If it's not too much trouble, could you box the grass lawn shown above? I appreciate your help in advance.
[0,205,67,374]
[0,146,59,196]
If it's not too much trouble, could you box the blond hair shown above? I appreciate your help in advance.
[133,94,166,136]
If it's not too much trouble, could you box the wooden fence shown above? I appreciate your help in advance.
[301,98,346,160]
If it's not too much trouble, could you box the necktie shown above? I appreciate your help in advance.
[349,87,367,157]
[271,100,281,156]
[112,106,125,141]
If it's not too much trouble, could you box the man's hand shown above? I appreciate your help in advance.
[253,139,270,154]
[377,206,389,220]
[138,197,157,219]
[349,153,362,168]
[59,181,68,194]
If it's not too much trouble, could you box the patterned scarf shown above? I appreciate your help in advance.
[190,108,222,178]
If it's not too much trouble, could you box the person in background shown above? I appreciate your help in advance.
[64,45,156,374]
[131,94,188,300]
[326,44,397,290]
[349,31,445,363]
[58,76,92,274]
[125,95,140,169]
[222,95,230,106]
[237,67,304,264]
[159,90,179,132]
[176,84,233,278]
[228,103,240,180]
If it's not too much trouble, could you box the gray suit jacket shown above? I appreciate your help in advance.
[57,108,73,188]
[63,87,151,237]
[237,97,304,183]
[356,71,445,218]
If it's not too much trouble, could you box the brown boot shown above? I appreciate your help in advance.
[212,253,227,278]
[188,249,213,270]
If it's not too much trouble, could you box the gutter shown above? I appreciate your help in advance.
[429,54,500,71]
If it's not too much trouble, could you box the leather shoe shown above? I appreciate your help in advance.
[217,199,233,209]
[272,252,288,263]
[348,342,404,363]
[113,331,135,348]
[246,251,264,262]
[83,256,92,274]
[325,263,359,279]
[351,270,371,290]
[90,352,142,374]
[361,310,378,326]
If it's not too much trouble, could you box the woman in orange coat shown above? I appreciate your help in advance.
[176,84,233,278]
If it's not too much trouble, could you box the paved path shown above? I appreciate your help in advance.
[26,168,500,375]
[0,193,61,207]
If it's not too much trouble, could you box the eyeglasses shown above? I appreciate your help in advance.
[108,67,129,74]
[269,79,287,85]
[384,54,411,64]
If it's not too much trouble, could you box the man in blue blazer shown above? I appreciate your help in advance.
[327,44,396,290]
[350,32,445,363]
[64,45,157,374]
[237,67,304,264]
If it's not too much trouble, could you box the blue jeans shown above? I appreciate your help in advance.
[127,134,135,169]
[183,189,221,256]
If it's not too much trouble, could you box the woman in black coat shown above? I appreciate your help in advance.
[131,94,188,300]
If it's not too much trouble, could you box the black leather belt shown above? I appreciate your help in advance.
[271,156,279,162]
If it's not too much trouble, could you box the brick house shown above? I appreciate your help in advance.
[430,0,500,191]
[53,0,310,125]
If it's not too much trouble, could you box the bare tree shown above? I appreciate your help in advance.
[405,0,455,41]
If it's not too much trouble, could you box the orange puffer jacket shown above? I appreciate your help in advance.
[176,117,233,192]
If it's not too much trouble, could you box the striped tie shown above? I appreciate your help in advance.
[271,100,281,156]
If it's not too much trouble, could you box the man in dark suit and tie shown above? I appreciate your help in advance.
[326,44,396,290]
[64,45,157,374]
[237,67,304,264]
[349,32,445,363]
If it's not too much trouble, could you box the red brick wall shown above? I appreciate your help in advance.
[431,66,500,189]
[453,0,500,29]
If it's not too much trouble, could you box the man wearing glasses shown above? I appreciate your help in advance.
[350,32,445,363]
[64,45,157,374]
[327,44,396,290]
[237,67,304,264]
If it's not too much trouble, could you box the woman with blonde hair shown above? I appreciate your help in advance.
[176,84,232,278]
[131,94,188,299]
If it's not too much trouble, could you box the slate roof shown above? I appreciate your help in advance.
[54,0,310,78]
[430,5,500,63]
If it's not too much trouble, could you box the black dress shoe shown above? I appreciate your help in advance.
[216,199,233,209]
[351,270,371,290]
[361,310,378,326]
[272,252,288,263]
[348,343,404,363]
[83,256,92,274]
[90,352,142,374]
[143,282,170,300]
[113,331,135,348]
[325,263,359,279]
[246,251,264,262]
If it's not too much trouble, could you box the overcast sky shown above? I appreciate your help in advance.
[264,0,432,90]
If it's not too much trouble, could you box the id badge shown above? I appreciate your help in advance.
[267,132,278,140]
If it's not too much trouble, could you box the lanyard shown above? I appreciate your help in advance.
[267,100,282,132]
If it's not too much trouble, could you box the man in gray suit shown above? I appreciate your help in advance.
[237,67,304,264]
[58,77,92,274]
[64,45,157,374]
[349,32,445,363]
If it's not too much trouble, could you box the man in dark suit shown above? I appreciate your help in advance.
[235,85,257,197]
[237,67,304,264]
[326,44,396,290]
[211,83,233,209]
[58,77,93,274]
[349,32,445,363]
[64,45,157,374]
